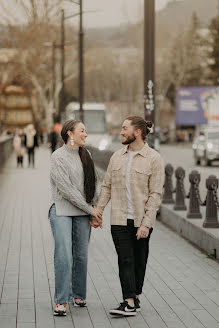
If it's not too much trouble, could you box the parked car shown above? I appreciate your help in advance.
[192,128,219,166]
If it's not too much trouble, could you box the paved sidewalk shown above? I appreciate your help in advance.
[0,147,219,328]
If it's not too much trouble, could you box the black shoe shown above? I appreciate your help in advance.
[134,297,141,312]
[109,301,136,316]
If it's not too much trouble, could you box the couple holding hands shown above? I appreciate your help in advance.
[49,116,164,317]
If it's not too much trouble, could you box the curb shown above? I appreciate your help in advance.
[159,201,219,261]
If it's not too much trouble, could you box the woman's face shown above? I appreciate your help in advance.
[71,122,87,147]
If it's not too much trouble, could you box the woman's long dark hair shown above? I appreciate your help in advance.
[61,119,96,203]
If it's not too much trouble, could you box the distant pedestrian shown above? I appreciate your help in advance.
[24,124,38,168]
[49,129,58,153]
[91,116,164,316]
[49,119,102,316]
[13,129,25,167]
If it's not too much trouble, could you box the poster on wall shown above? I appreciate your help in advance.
[176,86,219,126]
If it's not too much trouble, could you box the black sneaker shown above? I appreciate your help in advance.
[134,298,141,312]
[109,301,136,316]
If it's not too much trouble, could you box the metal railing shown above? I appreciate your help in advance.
[0,136,13,167]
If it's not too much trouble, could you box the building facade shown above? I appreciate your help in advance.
[0,84,34,134]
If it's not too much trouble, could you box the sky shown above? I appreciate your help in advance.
[65,0,170,28]
[0,0,170,28]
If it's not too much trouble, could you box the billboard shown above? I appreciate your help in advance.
[176,86,219,126]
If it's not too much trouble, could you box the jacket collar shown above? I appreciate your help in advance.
[121,143,149,158]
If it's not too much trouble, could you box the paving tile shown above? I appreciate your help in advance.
[0,316,16,328]
[17,299,35,323]
[17,323,35,328]
[192,309,219,328]
[0,303,17,317]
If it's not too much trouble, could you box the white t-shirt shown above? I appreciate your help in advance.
[126,150,138,220]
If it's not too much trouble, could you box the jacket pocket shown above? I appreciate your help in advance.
[111,165,123,186]
[134,168,151,189]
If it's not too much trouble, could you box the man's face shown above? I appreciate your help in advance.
[120,120,136,145]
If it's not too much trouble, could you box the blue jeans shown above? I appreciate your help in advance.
[49,204,91,303]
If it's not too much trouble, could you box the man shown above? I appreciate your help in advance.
[91,116,164,316]
[24,124,38,168]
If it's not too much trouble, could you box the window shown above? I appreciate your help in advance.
[207,132,219,139]
[24,111,32,121]
[7,96,18,107]
[14,112,19,121]
[0,95,6,105]
[20,96,30,107]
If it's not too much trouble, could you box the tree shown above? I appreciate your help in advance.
[83,46,143,106]
[207,12,219,85]
[157,12,205,105]
[0,0,62,25]
[2,22,59,130]
[0,0,78,130]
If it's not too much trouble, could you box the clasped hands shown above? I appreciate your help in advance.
[90,207,103,229]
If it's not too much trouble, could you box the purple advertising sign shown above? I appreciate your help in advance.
[176,86,219,126]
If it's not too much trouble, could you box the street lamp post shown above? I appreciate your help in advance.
[43,41,58,123]
[60,1,98,123]
[59,0,85,122]
[59,9,66,122]
[144,0,155,125]
[79,0,84,122]
[52,42,56,104]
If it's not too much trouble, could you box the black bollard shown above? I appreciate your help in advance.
[163,164,174,204]
[203,175,219,228]
[187,170,202,219]
[174,167,187,211]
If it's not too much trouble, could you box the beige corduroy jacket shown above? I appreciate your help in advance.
[97,143,165,228]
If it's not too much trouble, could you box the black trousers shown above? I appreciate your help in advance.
[27,147,35,167]
[111,219,153,300]
[16,156,23,167]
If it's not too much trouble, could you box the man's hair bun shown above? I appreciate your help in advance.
[126,116,154,140]
[145,120,153,128]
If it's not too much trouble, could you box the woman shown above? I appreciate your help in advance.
[49,119,102,316]
[24,124,38,168]
[13,129,25,167]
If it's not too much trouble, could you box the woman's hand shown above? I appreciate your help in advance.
[91,207,103,222]
[90,217,102,229]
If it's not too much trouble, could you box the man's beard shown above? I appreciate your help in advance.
[122,134,136,145]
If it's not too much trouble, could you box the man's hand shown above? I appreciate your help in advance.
[91,207,102,222]
[136,225,149,240]
[89,217,102,229]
